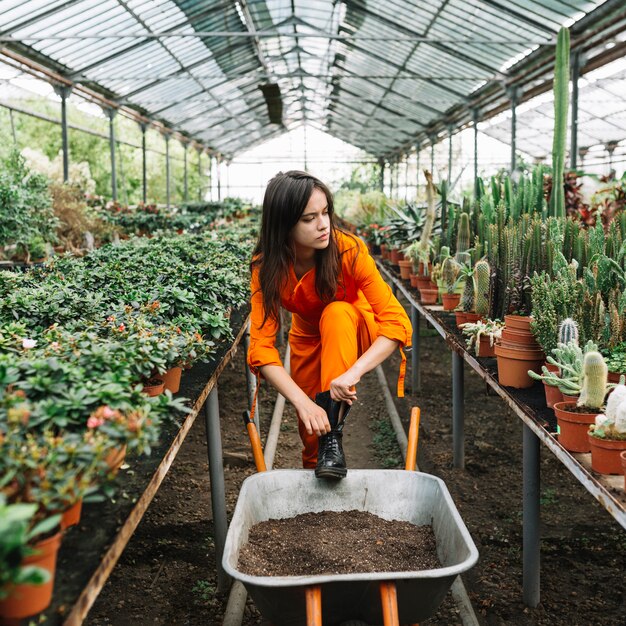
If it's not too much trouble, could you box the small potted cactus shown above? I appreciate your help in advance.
[588,383,626,474]
[552,351,610,453]
[455,266,474,327]
[460,318,503,358]
[440,255,462,310]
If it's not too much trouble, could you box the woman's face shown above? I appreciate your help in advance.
[290,187,331,252]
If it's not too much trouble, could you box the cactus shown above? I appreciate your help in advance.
[442,256,461,294]
[549,27,570,219]
[473,259,491,317]
[577,351,608,410]
[455,212,471,258]
[558,318,579,346]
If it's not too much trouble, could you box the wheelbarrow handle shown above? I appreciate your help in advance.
[405,407,421,472]
[379,581,400,626]
[305,585,322,626]
[243,410,267,472]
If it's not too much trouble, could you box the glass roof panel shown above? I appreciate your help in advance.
[0,0,613,157]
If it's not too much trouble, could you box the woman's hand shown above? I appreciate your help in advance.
[295,397,331,436]
[330,370,360,404]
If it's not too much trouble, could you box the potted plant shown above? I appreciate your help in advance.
[552,351,610,453]
[455,265,474,327]
[588,383,626,474]
[440,254,462,311]
[605,343,626,384]
[460,319,503,358]
[0,495,62,621]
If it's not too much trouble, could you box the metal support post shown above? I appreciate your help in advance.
[197,149,203,201]
[242,324,260,432]
[183,142,188,202]
[54,85,71,183]
[447,126,453,184]
[217,155,222,201]
[226,161,230,197]
[430,138,435,174]
[508,87,518,173]
[164,134,171,208]
[452,351,464,469]
[523,423,541,607]
[204,386,230,592]
[389,159,394,198]
[106,108,117,201]
[394,158,399,198]
[570,51,581,170]
[411,305,421,394]
[404,154,409,202]
[415,143,420,196]
[473,109,479,198]
[140,123,147,204]
[378,156,384,192]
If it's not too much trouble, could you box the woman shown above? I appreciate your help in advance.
[249,170,412,478]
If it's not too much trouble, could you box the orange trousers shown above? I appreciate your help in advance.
[289,301,373,468]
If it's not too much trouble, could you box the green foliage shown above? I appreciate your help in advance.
[473,259,491,317]
[0,150,57,258]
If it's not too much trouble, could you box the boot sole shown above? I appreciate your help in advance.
[315,466,347,479]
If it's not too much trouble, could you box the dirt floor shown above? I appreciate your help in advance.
[85,304,625,625]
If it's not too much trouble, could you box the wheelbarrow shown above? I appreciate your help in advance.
[223,407,478,625]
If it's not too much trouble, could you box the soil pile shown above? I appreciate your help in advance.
[238,510,439,576]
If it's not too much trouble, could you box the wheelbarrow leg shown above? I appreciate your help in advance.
[305,585,322,626]
[379,582,400,626]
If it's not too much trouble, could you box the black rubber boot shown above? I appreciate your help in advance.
[314,390,350,479]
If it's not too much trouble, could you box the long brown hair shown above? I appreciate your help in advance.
[251,170,341,328]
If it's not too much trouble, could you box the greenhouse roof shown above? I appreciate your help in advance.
[0,0,623,159]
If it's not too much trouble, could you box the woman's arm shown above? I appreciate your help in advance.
[329,335,399,403]
[260,364,331,436]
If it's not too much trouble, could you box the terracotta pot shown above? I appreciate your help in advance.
[608,371,626,384]
[494,343,544,388]
[142,377,165,397]
[60,499,82,531]
[562,393,580,403]
[478,335,497,358]
[501,327,540,348]
[464,313,483,324]
[504,314,534,332]
[398,259,412,280]
[455,312,467,327]
[553,402,597,453]
[415,277,432,291]
[419,287,439,305]
[161,366,183,393]
[380,244,389,259]
[441,293,461,311]
[621,450,626,491]
[0,532,62,620]
[389,248,401,265]
[588,434,626,474]
[417,261,432,277]
[543,381,563,409]
[409,273,418,288]
[544,362,560,374]
[105,444,127,474]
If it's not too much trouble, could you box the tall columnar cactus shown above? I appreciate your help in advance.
[473,259,491,317]
[455,212,471,266]
[577,351,608,410]
[420,171,437,255]
[549,27,570,219]
[559,318,579,346]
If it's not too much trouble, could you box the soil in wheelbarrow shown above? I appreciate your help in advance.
[86,315,625,625]
[238,511,439,576]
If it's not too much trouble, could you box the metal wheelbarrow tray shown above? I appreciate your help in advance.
[222,469,479,625]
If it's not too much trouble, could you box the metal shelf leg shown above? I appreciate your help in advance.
[411,305,421,395]
[205,385,230,592]
[452,351,465,469]
[523,423,541,607]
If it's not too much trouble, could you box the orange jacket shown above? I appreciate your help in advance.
[248,231,412,391]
